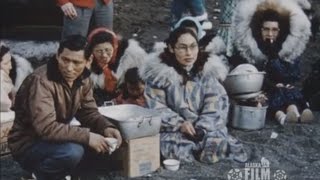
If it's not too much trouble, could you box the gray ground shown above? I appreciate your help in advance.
[1,0,320,179]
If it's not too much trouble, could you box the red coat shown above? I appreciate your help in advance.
[57,0,112,8]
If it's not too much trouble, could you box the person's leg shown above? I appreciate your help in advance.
[171,0,187,27]
[286,104,299,123]
[188,0,206,17]
[17,141,84,180]
[61,6,93,40]
[300,108,314,122]
[275,110,286,125]
[93,0,114,30]
[189,0,212,30]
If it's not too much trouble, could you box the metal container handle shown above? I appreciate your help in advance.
[103,101,115,107]
[137,116,153,128]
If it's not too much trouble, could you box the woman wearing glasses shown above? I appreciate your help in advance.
[232,0,313,124]
[140,27,247,163]
[86,28,147,106]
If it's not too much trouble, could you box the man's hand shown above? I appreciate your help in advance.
[61,2,77,19]
[180,121,196,137]
[88,132,109,153]
[104,127,122,148]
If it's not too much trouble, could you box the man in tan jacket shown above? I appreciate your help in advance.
[8,35,122,180]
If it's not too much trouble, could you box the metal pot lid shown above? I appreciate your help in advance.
[232,91,263,100]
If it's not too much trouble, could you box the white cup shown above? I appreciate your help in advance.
[163,159,180,171]
[105,137,118,154]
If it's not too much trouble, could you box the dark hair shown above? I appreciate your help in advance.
[125,67,143,85]
[122,67,144,99]
[58,35,88,59]
[161,27,209,84]
[251,9,290,55]
[0,45,17,84]
[179,20,198,33]
[85,31,114,60]
[0,45,10,62]
[165,27,198,49]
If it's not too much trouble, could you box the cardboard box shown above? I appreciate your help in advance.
[0,112,15,156]
[119,134,160,177]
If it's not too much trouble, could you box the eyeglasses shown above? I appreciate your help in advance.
[93,48,113,56]
[261,27,280,33]
[174,44,198,53]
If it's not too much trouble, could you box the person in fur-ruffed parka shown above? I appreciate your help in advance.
[86,27,147,106]
[140,27,247,163]
[231,0,313,124]
[0,44,33,111]
[151,17,229,82]
[230,0,311,69]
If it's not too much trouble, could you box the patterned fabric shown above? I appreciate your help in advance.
[265,58,308,112]
[142,56,247,163]
[217,0,237,56]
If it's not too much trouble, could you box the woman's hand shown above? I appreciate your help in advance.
[180,121,196,137]
[104,127,122,148]
[88,132,109,154]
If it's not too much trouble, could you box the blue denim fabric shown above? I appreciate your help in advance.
[93,0,113,30]
[171,0,206,26]
[61,0,113,39]
[16,141,84,180]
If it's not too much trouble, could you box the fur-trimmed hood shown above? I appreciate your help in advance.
[151,35,227,57]
[90,39,147,89]
[173,16,206,40]
[232,0,311,64]
[12,54,33,92]
[140,53,229,88]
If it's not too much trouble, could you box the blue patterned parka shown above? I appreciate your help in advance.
[140,53,247,163]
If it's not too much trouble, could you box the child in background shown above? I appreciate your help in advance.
[113,67,146,107]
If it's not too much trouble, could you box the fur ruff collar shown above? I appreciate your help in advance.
[232,0,311,64]
[151,35,226,57]
[140,53,228,88]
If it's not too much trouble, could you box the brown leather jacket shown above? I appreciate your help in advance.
[8,59,115,158]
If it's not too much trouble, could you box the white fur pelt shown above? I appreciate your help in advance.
[205,36,227,55]
[232,0,311,64]
[293,0,311,10]
[12,54,33,92]
[90,39,147,89]
[114,39,147,78]
[3,40,59,60]
[147,39,229,82]
[151,36,227,56]
[140,52,229,88]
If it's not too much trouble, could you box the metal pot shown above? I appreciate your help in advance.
[223,72,265,95]
[230,103,267,130]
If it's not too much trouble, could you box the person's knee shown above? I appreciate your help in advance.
[62,143,84,168]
